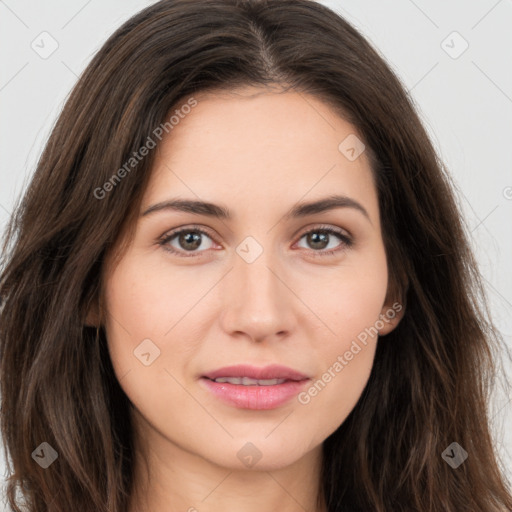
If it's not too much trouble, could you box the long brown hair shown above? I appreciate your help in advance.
[1,1,511,510]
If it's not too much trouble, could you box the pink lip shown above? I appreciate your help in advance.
[202,364,309,381]
[200,364,310,410]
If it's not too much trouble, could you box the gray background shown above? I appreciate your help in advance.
[1,0,511,509]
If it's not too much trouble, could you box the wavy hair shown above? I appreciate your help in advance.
[1,0,511,510]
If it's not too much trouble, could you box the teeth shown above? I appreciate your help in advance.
[213,377,287,386]
[257,378,286,385]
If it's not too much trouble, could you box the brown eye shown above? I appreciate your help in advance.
[160,227,216,257]
[295,226,353,257]
[175,231,203,251]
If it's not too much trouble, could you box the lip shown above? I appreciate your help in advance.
[200,364,310,410]
[202,364,309,381]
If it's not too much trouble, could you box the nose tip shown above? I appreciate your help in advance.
[218,253,294,343]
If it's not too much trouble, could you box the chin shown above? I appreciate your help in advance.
[202,436,318,472]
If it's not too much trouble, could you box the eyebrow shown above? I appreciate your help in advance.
[141,194,371,224]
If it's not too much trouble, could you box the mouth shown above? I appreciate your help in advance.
[205,376,290,386]
[202,363,309,381]
[199,364,310,410]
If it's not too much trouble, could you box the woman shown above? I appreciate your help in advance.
[1,0,511,511]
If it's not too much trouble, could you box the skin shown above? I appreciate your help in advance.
[88,85,404,512]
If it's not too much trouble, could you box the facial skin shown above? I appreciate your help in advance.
[89,85,404,512]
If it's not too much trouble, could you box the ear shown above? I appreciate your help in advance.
[377,299,405,336]
[84,297,101,328]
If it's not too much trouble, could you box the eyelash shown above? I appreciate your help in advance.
[158,224,354,259]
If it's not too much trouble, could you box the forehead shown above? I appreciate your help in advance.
[143,86,379,223]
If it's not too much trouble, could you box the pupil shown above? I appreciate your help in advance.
[180,232,201,250]
[309,231,328,249]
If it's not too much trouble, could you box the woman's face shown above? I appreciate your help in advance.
[97,86,403,471]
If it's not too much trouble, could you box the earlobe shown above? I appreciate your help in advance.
[85,308,98,328]
[377,300,406,336]
[84,296,101,328]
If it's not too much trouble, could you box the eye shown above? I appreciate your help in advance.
[158,224,354,258]
[159,225,216,257]
[295,225,353,257]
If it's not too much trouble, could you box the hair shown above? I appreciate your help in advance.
[1,0,511,510]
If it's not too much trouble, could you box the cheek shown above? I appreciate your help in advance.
[102,255,214,404]
[297,307,380,443]
[299,248,387,428]
[103,255,190,341]
[319,243,388,339]
[101,257,176,380]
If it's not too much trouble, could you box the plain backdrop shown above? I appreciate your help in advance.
[1,0,511,510]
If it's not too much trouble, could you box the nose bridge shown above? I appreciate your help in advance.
[236,241,285,311]
[220,238,292,340]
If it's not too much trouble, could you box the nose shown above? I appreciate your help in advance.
[219,247,295,344]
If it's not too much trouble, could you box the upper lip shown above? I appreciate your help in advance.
[202,364,310,381]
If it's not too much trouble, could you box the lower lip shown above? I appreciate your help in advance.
[200,377,310,410]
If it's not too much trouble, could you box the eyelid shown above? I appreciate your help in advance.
[294,223,353,242]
